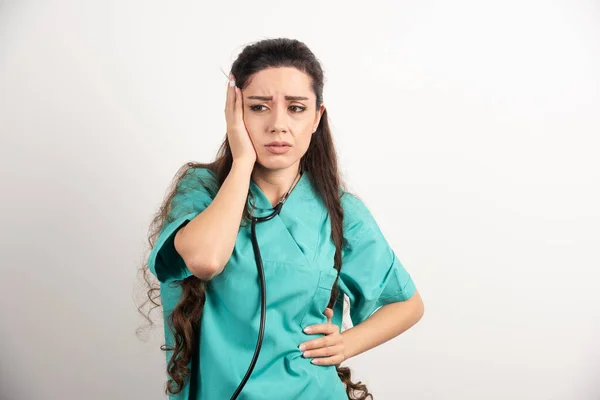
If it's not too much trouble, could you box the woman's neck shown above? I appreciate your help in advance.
[251,163,302,207]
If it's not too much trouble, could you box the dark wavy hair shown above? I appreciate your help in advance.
[137,37,373,399]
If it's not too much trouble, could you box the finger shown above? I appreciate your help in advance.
[234,86,242,118]
[225,74,235,115]
[303,323,338,335]
[310,354,345,366]
[302,344,343,359]
[299,334,337,351]
[324,307,333,323]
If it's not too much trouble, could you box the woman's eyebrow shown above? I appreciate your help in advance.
[246,95,309,101]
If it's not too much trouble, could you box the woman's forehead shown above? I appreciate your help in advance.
[245,67,314,98]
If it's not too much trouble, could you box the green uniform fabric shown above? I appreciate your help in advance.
[147,167,417,399]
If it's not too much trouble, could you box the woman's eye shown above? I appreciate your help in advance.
[249,105,306,113]
[290,105,306,113]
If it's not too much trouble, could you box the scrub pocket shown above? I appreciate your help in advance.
[299,267,339,329]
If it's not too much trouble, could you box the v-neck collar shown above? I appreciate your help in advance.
[249,170,312,214]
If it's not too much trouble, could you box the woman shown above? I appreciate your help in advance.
[140,38,424,400]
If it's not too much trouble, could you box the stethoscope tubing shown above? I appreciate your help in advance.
[229,204,282,399]
[229,171,301,400]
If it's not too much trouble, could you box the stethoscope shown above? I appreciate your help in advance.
[229,169,303,400]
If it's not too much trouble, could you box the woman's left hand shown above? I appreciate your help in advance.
[298,308,346,366]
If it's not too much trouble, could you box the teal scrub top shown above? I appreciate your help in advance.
[147,167,417,400]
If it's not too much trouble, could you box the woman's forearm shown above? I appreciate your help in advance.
[341,290,424,361]
[174,160,254,280]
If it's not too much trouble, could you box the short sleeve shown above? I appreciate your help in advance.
[147,167,218,284]
[338,193,417,326]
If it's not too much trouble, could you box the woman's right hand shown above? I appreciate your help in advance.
[225,74,257,166]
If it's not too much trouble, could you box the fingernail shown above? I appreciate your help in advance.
[299,344,306,351]
[304,327,311,333]
[229,79,235,87]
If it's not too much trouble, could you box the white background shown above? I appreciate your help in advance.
[1,0,599,399]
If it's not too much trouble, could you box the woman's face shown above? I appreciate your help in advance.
[241,67,325,171]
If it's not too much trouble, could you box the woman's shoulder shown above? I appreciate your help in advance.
[182,165,217,180]
[176,165,219,192]
[339,191,378,239]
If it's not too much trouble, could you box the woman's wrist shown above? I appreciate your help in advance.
[232,158,256,174]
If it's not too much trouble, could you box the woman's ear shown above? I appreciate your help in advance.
[313,104,325,132]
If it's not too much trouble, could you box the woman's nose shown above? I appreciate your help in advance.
[268,104,289,133]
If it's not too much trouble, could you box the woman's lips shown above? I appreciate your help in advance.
[265,145,291,154]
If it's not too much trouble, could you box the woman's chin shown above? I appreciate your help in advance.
[256,154,297,171]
